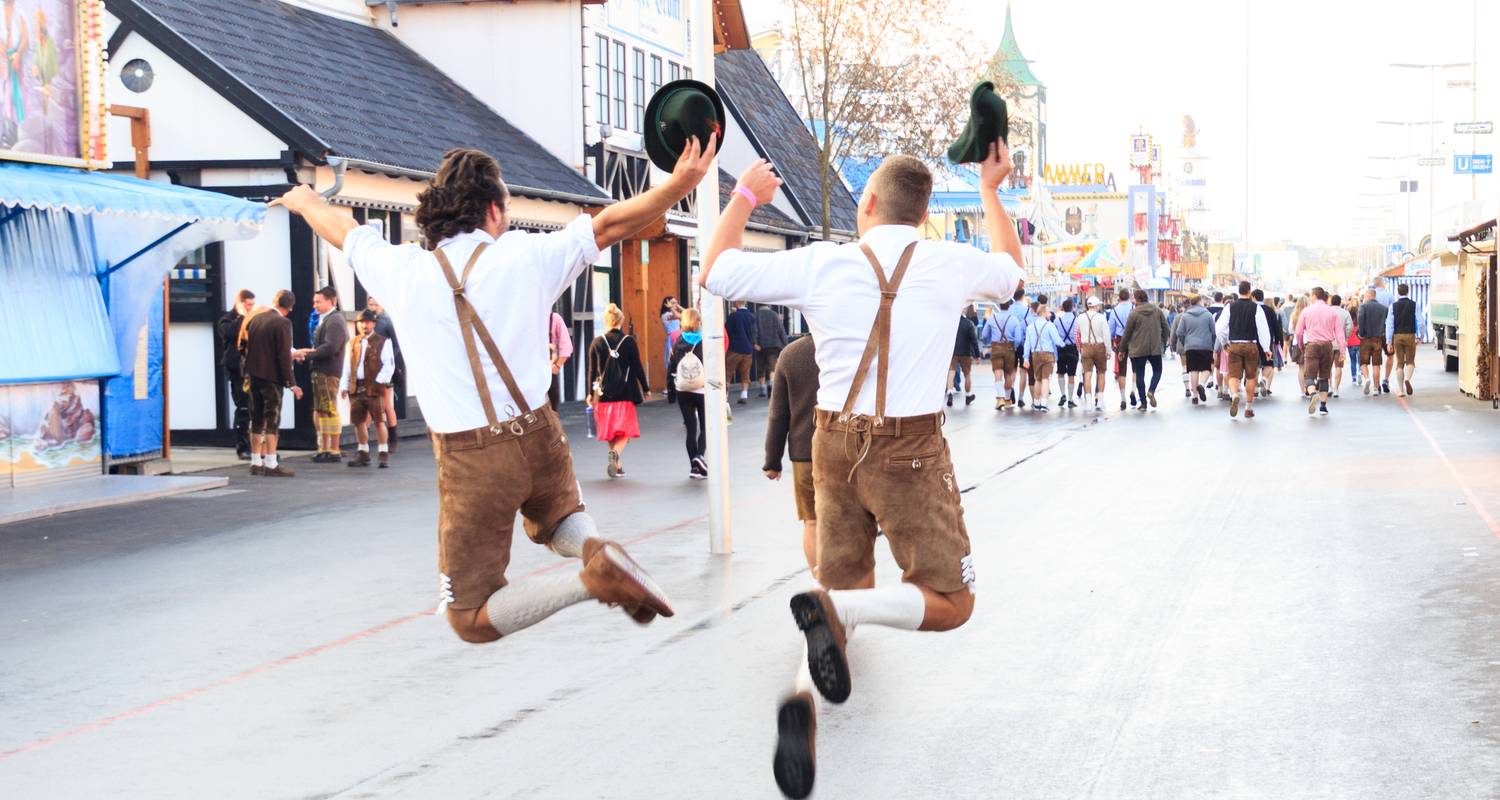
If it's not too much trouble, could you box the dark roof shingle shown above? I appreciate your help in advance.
[111,0,607,202]
[714,49,858,235]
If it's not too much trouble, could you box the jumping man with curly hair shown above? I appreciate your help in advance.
[271,137,716,644]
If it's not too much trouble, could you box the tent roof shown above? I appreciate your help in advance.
[0,163,265,226]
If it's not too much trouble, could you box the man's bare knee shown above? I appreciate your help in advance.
[920,588,975,632]
[446,606,500,644]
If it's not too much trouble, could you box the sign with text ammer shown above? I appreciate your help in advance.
[607,0,688,57]
[1,0,107,167]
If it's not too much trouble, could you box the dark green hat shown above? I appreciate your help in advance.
[947,81,1009,164]
[644,79,726,172]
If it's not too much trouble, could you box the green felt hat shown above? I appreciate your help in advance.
[644,79,726,173]
[947,81,1009,164]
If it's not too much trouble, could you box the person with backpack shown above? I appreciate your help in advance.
[588,303,651,478]
[1052,298,1080,409]
[668,307,709,479]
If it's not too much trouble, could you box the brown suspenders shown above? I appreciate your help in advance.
[433,243,536,435]
[839,242,918,424]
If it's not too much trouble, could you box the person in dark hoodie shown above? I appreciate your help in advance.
[1169,294,1217,404]
[947,308,981,407]
[1119,289,1171,410]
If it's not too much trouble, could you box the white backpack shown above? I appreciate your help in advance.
[674,348,706,392]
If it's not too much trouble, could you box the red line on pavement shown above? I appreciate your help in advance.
[1398,396,1500,538]
[0,514,705,762]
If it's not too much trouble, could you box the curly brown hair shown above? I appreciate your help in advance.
[415,148,509,247]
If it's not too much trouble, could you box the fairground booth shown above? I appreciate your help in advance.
[1,0,262,493]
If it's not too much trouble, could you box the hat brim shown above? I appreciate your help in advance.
[644,79,726,173]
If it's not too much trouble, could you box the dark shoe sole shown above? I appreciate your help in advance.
[773,696,816,799]
[790,593,851,704]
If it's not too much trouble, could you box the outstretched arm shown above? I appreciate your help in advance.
[698,161,783,289]
[977,140,1023,268]
[593,136,716,250]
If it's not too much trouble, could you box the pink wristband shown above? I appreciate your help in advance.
[733,185,758,209]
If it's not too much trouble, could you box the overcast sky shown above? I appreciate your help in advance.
[743,0,1499,247]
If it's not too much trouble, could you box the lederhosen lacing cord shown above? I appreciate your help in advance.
[838,242,917,482]
[434,243,536,436]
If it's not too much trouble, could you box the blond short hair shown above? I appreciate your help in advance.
[867,155,933,226]
[680,307,702,332]
[603,303,626,330]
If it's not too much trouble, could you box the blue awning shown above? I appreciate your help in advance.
[0,162,265,225]
[1,163,264,388]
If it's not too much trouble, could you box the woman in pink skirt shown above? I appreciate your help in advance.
[587,304,652,478]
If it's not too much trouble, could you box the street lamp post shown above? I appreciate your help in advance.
[1367,152,1423,250]
[1387,61,1470,252]
[694,0,730,556]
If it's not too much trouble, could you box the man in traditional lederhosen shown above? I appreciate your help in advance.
[271,139,714,644]
[702,141,1023,798]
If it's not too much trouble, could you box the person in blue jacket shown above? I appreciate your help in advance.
[1023,299,1066,412]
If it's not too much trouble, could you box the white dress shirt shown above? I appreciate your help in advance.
[343,216,600,433]
[705,225,1023,416]
[1076,309,1112,352]
[339,334,396,394]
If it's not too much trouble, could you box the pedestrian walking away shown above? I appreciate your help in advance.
[296,286,349,462]
[547,309,573,411]
[763,334,821,571]
[1208,291,1228,398]
[239,290,303,476]
[1074,296,1112,411]
[947,307,980,407]
[1372,277,1396,393]
[1253,289,1285,397]
[588,303,652,478]
[215,288,256,459]
[1356,289,1389,396]
[1007,287,1033,407]
[669,307,709,479]
[1294,286,1342,415]
[701,143,1022,800]
[981,299,1025,410]
[1053,299,1080,408]
[1214,281,1271,418]
[1119,289,1170,410]
[1108,287,1135,409]
[1024,299,1064,412]
[1329,294,1354,396]
[341,308,395,467]
[1170,294,1215,405]
[271,138,714,647]
[756,303,788,398]
[727,300,758,404]
[1386,283,1422,396]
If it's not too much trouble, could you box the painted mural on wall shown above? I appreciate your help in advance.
[1,0,79,158]
[2,380,101,479]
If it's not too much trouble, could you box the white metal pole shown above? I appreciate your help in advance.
[694,0,731,555]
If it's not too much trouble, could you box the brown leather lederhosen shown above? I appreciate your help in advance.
[429,243,583,612]
[809,241,974,594]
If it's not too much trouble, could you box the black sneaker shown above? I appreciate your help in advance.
[1067,399,1078,409]
[946,393,954,408]
[1018,397,1026,409]
[1197,385,1208,402]
[1130,393,1138,407]
[773,693,817,799]
[1319,403,1329,415]
[738,397,748,405]
[1076,383,1084,398]
[966,394,975,406]
[1119,400,1126,411]
[1382,381,1391,394]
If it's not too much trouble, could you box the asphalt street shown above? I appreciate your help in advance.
[3,355,1499,799]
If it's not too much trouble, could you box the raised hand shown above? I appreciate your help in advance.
[736,159,782,205]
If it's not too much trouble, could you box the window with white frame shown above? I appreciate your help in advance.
[632,49,646,133]
[612,41,627,129]
[595,35,610,126]
[650,55,663,96]
[669,61,680,82]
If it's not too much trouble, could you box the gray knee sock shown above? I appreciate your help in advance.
[485,572,591,636]
[550,512,598,559]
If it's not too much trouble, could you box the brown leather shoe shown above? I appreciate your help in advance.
[249,464,264,476]
[580,540,674,621]
[790,590,851,703]
[347,450,371,468]
[773,692,816,799]
[262,464,296,477]
[378,451,389,468]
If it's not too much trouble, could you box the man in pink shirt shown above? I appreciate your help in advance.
[548,311,573,410]
[1294,287,1342,416]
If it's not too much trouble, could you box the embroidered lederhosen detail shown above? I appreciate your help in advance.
[836,241,917,481]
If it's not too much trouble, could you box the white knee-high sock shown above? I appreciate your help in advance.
[549,512,597,559]
[484,572,591,636]
[827,583,926,631]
